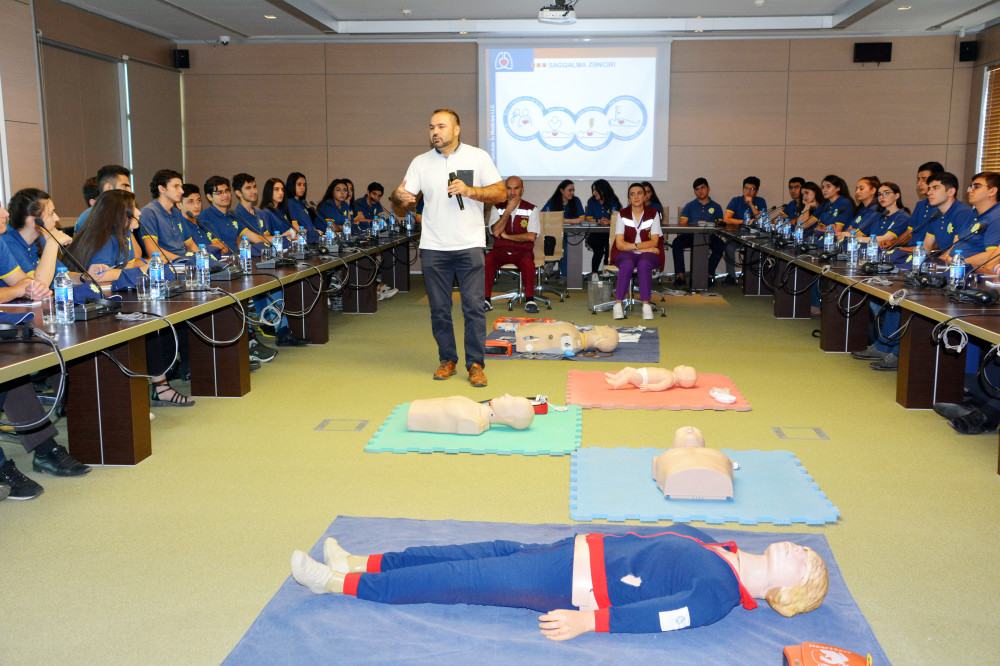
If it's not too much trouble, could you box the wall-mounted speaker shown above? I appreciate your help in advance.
[173,49,190,69]
[853,42,892,64]
[960,41,979,62]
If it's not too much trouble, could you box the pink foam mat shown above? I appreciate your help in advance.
[566,369,751,411]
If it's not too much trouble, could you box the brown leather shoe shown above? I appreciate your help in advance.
[468,363,487,388]
[433,360,457,380]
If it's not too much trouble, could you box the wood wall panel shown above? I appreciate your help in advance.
[671,39,789,72]
[974,23,1000,65]
[326,145,434,201]
[184,43,325,75]
[0,0,42,124]
[789,36,958,71]
[183,146,328,203]
[948,66,973,148]
[670,71,787,146]
[128,61,182,207]
[325,42,476,74]
[664,145,787,211]
[5,120,45,191]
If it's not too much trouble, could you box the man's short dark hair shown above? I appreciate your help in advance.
[182,184,200,198]
[204,176,230,197]
[150,169,183,198]
[96,164,131,190]
[918,161,945,175]
[82,177,98,204]
[232,173,255,192]
[972,171,1000,194]
[743,176,761,190]
[433,108,460,126]
[789,177,805,187]
[692,177,709,189]
[367,182,384,194]
[928,171,960,193]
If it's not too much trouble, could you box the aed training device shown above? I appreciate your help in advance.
[783,642,871,666]
[528,395,549,414]
[493,316,555,332]
[484,339,512,356]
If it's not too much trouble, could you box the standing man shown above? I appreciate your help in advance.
[484,176,540,314]
[392,109,505,387]
[674,177,725,287]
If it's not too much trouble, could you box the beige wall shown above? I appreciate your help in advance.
[964,23,1000,181]
[0,0,45,194]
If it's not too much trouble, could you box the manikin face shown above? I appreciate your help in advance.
[271,182,285,205]
[560,183,575,202]
[855,180,876,206]
[926,180,953,208]
[967,177,997,210]
[628,186,645,207]
[333,183,349,203]
[821,181,838,200]
[916,169,933,197]
[429,112,459,151]
[180,192,202,218]
[160,178,184,205]
[877,187,899,211]
[295,177,307,199]
[765,542,809,590]
[788,181,802,200]
[506,177,524,200]
[672,426,705,448]
[237,180,258,206]
[694,183,710,201]
[209,183,231,210]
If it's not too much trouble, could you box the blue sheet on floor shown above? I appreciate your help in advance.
[224,516,888,665]
[570,447,840,525]
[486,325,659,363]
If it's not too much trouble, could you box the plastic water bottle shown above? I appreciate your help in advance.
[405,211,415,232]
[239,237,252,272]
[865,237,879,263]
[343,218,352,241]
[272,233,284,255]
[762,208,771,232]
[297,229,307,254]
[824,226,836,252]
[950,250,966,287]
[54,266,75,324]
[911,241,926,272]
[149,252,166,300]
[325,227,335,250]
[743,209,752,228]
[793,223,804,244]
[196,244,210,287]
[846,231,859,266]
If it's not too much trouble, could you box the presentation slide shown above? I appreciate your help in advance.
[480,43,670,181]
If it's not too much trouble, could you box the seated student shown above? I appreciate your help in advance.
[354,182,386,227]
[316,179,352,233]
[809,175,854,236]
[641,181,664,217]
[2,188,72,287]
[675,177,725,287]
[541,180,585,276]
[75,164,132,232]
[0,204,88,500]
[230,173,271,244]
[285,172,321,233]
[484,176,540,314]
[178,184,225,257]
[260,178,297,239]
[898,161,945,248]
[793,182,824,227]
[69,190,195,406]
[953,171,1000,273]
[344,179,358,220]
[781,177,805,220]
[866,182,911,246]
[140,169,199,263]
[611,183,662,321]
[290,524,828,639]
[584,179,619,277]
[722,176,767,281]
[836,176,881,241]
[81,177,98,217]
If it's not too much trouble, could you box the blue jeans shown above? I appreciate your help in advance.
[872,302,900,355]
[253,291,290,335]
[356,538,575,611]
[421,248,486,369]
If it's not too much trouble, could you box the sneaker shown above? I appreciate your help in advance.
[484,299,494,312]
[291,550,333,595]
[723,275,738,286]
[249,339,278,363]
[524,300,539,314]
[277,332,310,347]
[674,275,686,287]
[433,360,457,380]
[0,459,44,500]
[468,363,487,388]
[642,303,654,320]
[380,286,398,300]
[249,360,262,372]
[850,344,888,361]
[612,303,625,320]
[33,443,91,477]
[869,353,898,371]
[948,409,1000,435]
[933,400,980,421]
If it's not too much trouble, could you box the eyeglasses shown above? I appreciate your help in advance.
[876,191,894,198]
[969,183,986,190]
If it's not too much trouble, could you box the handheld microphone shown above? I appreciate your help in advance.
[448,171,465,211]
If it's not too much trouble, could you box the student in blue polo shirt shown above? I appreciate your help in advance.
[722,176,767,281]
[921,171,974,257]
[198,176,244,254]
[902,161,945,244]
[781,177,805,220]
[231,173,271,244]
[866,182,911,245]
[68,190,147,281]
[837,176,882,240]
[354,182,386,226]
[260,178,297,239]
[75,164,132,231]
[317,179,352,232]
[2,188,71,287]
[939,172,1000,268]
[584,179,620,276]
[179,184,225,257]
[285,172,321,233]
[542,180,585,276]
[675,177,725,286]
[641,181,664,216]
[803,175,853,237]
[140,169,198,262]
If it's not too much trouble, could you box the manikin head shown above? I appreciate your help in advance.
[488,394,534,430]
[672,365,697,388]
[672,426,705,448]
[586,326,619,352]
[764,544,829,617]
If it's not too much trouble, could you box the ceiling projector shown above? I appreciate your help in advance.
[538,1,577,24]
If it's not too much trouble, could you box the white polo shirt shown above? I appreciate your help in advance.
[403,142,502,251]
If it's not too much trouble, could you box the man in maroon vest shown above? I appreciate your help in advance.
[485,176,541,313]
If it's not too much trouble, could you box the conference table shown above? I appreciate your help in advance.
[0,232,417,466]
[726,228,1000,474]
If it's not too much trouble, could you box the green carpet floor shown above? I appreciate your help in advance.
[1,275,998,663]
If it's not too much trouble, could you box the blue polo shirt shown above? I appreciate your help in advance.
[874,209,911,239]
[725,195,767,222]
[317,200,351,230]
[354,196,384,220]
[75,207,92,231]
[927,200,974,253]
[232,204,269,238]
[89,234,134,269]
[199,206,243,252]
[263,207,292,235]
[180,216,223,257]
[542,196,586,219]
[953,203,1000,258]
[139,199,191,255]
[680,198,724,226]
[585,199,618,221]
[976,204,1000,252]
[783,200,801,219]
[844,202,882,236]
[287,197,320,232]
[0,230,66,282]
[0,235,22,281]
[811,196,853,228]
[907,198,936,234]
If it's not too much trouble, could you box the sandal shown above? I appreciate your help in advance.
[150,381,196,407]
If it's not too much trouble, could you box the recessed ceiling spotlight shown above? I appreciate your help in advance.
[695,29,703,33]
[754,0,765,7]
[401,9,411,16]
[898,5,911,9]
[460,31,468,34]
[264,14,276,19]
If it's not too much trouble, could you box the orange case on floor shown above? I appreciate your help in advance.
[782,642,870,666]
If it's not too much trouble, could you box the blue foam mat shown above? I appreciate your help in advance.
[365,403,583,455]
[570,447,840,525]
[487,325,659,363]
[224,516,889,665]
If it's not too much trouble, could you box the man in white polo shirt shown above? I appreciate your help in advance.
[392,108,505,387]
